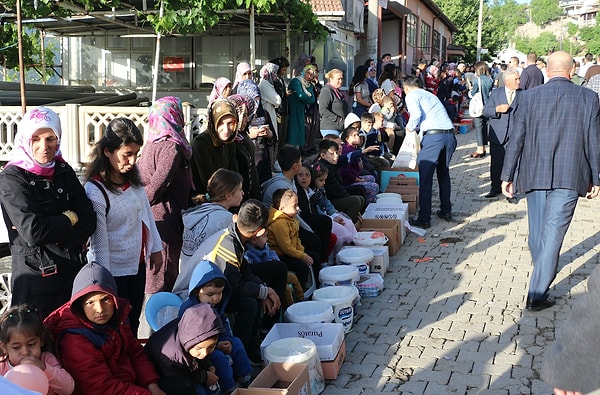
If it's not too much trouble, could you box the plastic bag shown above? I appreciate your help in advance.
[392,130,420,169]
[353,231,388,246]
[357,273,384,297]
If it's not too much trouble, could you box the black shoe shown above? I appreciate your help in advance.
[484,190,501,198]
[506,197,518,204]
[409,217,431,229]
[436,210,453,221]
[526,297,555,311]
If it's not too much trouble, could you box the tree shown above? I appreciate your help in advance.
[529,0,563,26]
[434,0,527,62]
[0,0,324,73]
[515,31,560,55]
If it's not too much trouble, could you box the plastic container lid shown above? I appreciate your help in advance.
[284,301,334,323]
[337,247,374,264]
[264,337,317,364]
[319,265,360,283]
[313,285,359,305]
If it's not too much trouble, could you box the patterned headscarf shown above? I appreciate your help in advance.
[227,94,256,136]
[208,77,231,105]
[7,106,63,177]
[236,79,261,101]
[260,63,279,85]
[233,62,252,90]
[148,96,192,160]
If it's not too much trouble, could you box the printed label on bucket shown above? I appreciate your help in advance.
[340,261,369,275]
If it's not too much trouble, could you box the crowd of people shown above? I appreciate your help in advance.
[2,49,600,395]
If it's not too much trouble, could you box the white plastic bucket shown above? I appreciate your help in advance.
[264,337,324,395]
[284,300,334,324]
[318,265,360,287]
[313,286,359,333]
[376,193,403,204]
[337,247,373,275]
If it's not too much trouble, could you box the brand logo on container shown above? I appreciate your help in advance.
[338,306,353,320]
[297,331,323,337]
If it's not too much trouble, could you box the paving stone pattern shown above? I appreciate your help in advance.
[322,132,600,394]
[2,133,599,394]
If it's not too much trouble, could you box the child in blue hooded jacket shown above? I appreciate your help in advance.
[178,260,253,393]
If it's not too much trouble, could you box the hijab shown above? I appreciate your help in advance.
[295,64,317,97]
[7,106,63,177]
[208,77,231,105]
[260,63,279,86]
[207,99,238,146]
[148,96,192,160]
[233,62,252,90]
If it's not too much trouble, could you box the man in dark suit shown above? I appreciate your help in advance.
[501,51,600,311]
[483,68,520,202]
[519,52,544,90]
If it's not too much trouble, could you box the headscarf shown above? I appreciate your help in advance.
[295,64,317,97]
[148,96,192,160]
[208,77,231,105]
[233,62,252,90]
[227,94,256,136]
[260,63,279,85]
[236,79,261,101]
[294,54,311,77]
[7,106,63,177]
[207,99,238,146]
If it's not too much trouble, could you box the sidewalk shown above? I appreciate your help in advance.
[323,131,600,394]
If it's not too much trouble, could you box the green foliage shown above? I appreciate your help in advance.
[515,31,560,54]
[0,24,56,79]
[579,24,600,55]
[529,0,563,26]
[567,22,578,36]
[435,0,527,63]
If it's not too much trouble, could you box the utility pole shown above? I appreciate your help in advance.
[476,0,483,62]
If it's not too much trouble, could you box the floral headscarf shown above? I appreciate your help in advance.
[233,62,252,90]
[260,63,279,85]
[227,94,256,136]
[208,77,232,105]
[236,79,261,101]
[7,106,63,177]
[148,96,192,160]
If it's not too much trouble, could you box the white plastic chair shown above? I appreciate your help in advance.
[304,265,316,300]
[145,292,183,332]
[0,273,11,315]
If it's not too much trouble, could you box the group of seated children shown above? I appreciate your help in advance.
[1,261,256,395]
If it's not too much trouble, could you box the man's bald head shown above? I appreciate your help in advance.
[547,51,574,79]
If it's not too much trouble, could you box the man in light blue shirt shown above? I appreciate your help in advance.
[403,76,457,228]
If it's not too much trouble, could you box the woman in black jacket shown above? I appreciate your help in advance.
[319,68,349,137]
[0,107,96,318]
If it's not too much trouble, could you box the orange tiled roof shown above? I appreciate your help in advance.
[310,0,345,14]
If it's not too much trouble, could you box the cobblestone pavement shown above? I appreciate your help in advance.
[2,132,599,394]
[323,132,600,395]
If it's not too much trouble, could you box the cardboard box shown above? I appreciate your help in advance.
[384,186,418,214]
[341,245,389,276]
[380,167,420,192]
[388,176,417,186]
[321,340,346,380]
[363,202,409,222]
[235,363,311,395]
[360,219,402,255]
[260,323,345,362]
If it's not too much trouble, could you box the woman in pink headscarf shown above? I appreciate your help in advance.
[208,77,232,106]
[0,107,96,319]
[138,96,192,294]
[232,62,252,94]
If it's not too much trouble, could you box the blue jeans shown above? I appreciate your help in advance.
[525,189,578,301]
[417,133,457,223]
[211,335,253,393]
